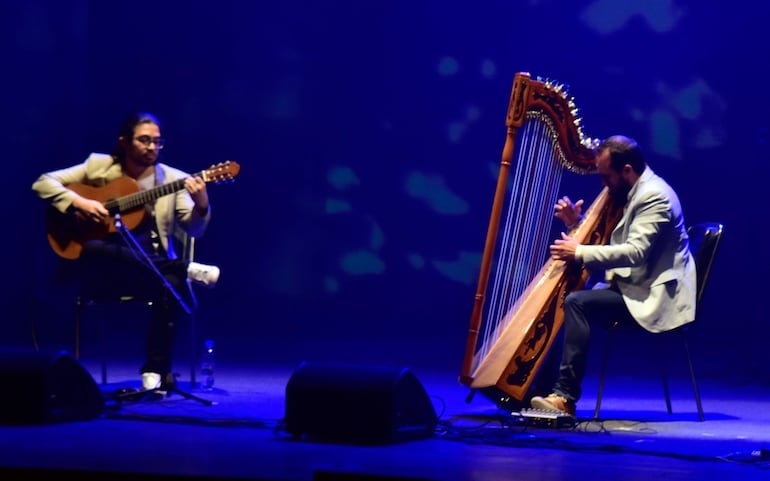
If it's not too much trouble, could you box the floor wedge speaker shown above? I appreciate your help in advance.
[0,347,104,424]
[284,361,437,444]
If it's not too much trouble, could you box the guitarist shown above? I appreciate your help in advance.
[32,112,221,392]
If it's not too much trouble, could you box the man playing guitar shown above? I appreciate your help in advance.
[32,112,231,392]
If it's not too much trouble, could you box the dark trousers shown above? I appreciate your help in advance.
[76,239,191,377]
[551,286,636,403]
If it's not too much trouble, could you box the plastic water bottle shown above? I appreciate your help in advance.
[201,339,215,391]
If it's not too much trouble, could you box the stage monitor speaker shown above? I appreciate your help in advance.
[284,361,438,444]
[0,347,104,424]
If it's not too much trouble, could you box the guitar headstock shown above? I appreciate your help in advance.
[202,161,241,184]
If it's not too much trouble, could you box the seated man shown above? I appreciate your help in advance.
[32,111,221,391]
[531,135,696,416]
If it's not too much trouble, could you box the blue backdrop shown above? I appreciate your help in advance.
[4,1,769,377]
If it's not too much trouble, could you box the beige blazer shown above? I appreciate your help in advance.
[578,167,697,333]
[31,153,211,259]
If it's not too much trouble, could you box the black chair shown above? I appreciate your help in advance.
[74,235,201,387]
[593,222,724,422]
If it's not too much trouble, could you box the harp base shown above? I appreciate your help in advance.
[467,386,528,412]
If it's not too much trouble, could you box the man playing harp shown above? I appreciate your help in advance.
[531,135,696,416]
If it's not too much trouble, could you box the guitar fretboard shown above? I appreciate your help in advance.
[103,171,203,214]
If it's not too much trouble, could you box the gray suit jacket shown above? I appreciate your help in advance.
[579,167,696,333]
[31,153,211,259]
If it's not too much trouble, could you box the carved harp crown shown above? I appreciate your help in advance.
[507,72,599,173]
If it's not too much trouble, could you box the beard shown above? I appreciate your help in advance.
[609,183,631,207]
[130,151,158,167]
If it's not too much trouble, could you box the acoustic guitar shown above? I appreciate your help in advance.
[46,161,240,259]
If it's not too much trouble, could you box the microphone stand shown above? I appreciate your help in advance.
[111,214,214,406]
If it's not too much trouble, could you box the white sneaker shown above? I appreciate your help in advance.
[142,372,162,391]
[187,262,220,289]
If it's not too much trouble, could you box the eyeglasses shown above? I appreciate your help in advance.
[134,136,166,149]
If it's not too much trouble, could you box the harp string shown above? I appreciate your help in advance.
[477,118,563,364]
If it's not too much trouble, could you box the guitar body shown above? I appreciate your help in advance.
[44,161,240,259]
[46,177,147,260]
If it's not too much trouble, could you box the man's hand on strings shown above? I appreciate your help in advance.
[72,195,108,223]
[550,232,580,262]
[554,196,583,228]
[185,176,209,213]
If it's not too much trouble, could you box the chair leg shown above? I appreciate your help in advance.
[189,311,197,388]
[659,355,672,414]
[75,297,83,360]
[594,325,617,420]
[185,281,199,389]
[681,330,705,422]
[77,296,108,385]
[99,311,107,385]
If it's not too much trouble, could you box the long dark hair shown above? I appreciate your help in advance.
[110,112,162,164]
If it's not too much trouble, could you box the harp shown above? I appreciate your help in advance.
[459,72,622,408]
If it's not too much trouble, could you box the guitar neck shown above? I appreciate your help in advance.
[103,172,201,214]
